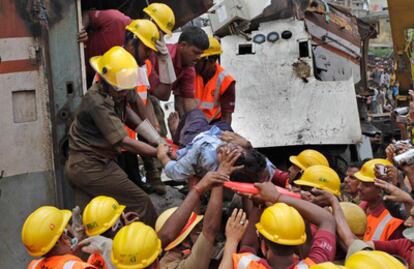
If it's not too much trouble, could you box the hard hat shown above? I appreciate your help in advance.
[340,202,367,236]
[345,250,406,269]
[310,262,346,269]
[111,222,161,269]
[143,3,175,35]
[21,206,72,257]
[90,46,139,90]
[289,149,329,171]
[155,207,203,251]
[256,203,306,246]
[125,19,160,52]
[83,195,126,236]
[354,158,393,183]
[294,165,341,196]
[200,36,223,58]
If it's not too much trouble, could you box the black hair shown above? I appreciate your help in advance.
[178,26,209,50]
[230,149,267,183]
[348,161,362,169]
[124,30,141,48]
[262,237,295,256]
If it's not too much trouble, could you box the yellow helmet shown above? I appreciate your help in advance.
[256,203,306,246]
[294,165,341,196]
[111,222,161,269]
[125,19,160,52]
[310,262,346,269]
[155,207,203,251]
[289,149,329,171]
[354,158,393,183]
[90,46,139,90]
[21,206,71,257]
[83,195,126,236]
[345,250,406,269]
[143,3,175,35]
[200,36,223,58]
[340,202,367,236]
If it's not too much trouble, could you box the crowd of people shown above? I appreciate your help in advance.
[366,59,399,114]
[20,2,414,269]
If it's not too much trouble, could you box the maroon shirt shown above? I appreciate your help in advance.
[240,230,336,268]
[272,168,290,187]
[374,239,414,265]
[84,10,131,82]
[151,44,196,98]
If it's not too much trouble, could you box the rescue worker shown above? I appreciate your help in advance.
[140,2,178,195]
[79,7,176,194]
[65,46,158,226]
[120,18,176,195]
[354,158,404,241]
[155,176,225,269]
[273,149,329,188]
[341,162,362,203]
[22,206,95,269]
[194,36,236,125]
[321,183,412,267]
[78,196,139,269]
[111,222,162,269]
[219,181,336,269]
[152,26,208,118]
[294,165,342,197]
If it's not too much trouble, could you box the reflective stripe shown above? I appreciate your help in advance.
[371,213,394,240]
[199,101,215,109]
[29,258,44,269]
[237,254,261,269]
[138,91,147,99]
[62,260,77,269]
[295,261,310,269]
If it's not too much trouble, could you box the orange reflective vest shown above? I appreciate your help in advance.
[293,257,316,269]
[93,60,152,140]
[87,253,107,269]
[232,253,269,269]
[363,207,404,241]
[27,254,95,269]
[195,63,234,122]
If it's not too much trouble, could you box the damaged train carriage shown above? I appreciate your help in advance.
[207,0,376,170]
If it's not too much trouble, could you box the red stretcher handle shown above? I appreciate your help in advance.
[223,181,300,199]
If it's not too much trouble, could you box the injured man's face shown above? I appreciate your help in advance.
[217,143,269,183]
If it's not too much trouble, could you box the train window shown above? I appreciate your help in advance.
[238,43,254,55]
[299,40,310,58]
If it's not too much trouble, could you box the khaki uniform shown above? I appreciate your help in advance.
[65,83,157,226]
[159,233,215,269]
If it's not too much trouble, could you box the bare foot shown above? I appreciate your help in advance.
[168,112,179,137]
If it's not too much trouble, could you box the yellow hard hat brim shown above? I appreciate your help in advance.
[90,55,102,76]
[293,179,341,196]
[125,24,159,52]
[289,156,306,171]
[27,210,72,257]
[200,50,222,58]
[354,171,375,183]
[85,205,126,236]
[164,215,203,251]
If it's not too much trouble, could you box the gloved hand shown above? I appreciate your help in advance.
[135,119,165,146]
[78,236,116,269]
[71,206,86,241]
[155,34,169,57]
[155,33,177,84]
